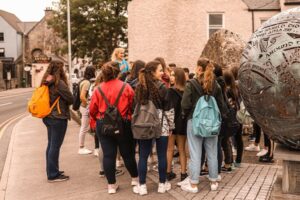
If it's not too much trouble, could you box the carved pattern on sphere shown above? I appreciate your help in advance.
[239,7,300,150]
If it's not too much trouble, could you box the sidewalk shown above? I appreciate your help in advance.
[0,116,171,200]
[0,115,280,200]
[0,88,34,98]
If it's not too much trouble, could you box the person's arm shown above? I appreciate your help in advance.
[181,82,193,117]
[215,83,229,119]
[89,89,99,121]
[57,80,74,105]
[164,88,175,130]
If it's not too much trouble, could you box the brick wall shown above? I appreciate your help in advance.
[128,0,254,71]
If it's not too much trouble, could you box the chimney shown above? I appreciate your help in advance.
[44,7,53,20]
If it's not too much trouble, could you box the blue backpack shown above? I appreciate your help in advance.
[190,80,222,137]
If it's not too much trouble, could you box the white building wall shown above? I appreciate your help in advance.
[0,16,18,60]
[128,0,253,70]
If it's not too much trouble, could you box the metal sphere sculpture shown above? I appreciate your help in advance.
[239,7,300,150]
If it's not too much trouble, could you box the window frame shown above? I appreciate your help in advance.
[0,32,4,42]
[208,12,225,39]
[0,48,5,57]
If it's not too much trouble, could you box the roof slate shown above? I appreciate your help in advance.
[242,0,281,10]
[0,10,22,32]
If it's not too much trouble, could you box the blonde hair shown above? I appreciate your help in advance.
[111,48,125,61]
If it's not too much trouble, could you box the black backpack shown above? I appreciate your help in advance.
[72,81,81,111]
[72,80,90,111]
[97,83,126,137]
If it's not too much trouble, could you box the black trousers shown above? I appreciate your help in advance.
[96,120,138,184]
[233,124,243,163]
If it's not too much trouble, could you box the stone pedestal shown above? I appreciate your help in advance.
[275,144,300,194]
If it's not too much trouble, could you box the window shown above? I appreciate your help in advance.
[0,33,3,41]
[261,19,268,25]
[208,13,224,38]
[0,48,5,57]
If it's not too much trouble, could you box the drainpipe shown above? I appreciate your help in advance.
[251,10,255,33]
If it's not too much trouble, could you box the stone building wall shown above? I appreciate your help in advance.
[25,9,66,63]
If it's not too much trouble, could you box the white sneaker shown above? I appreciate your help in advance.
[177,176,190,187]
[131,178,139,186]
[78,148,92,155]
[245,144,260,152]
[133,184,148,196]
[158,182,171,193]
[108,184,119,194]
[206,175,222,182]
[256,149,268,157]
[94,148,99,157]
[210,182,218,191]
[181,182,198,193]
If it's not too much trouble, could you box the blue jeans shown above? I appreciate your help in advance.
[43,117,68,179]
[138,136,168,184]
[187,120,218,184]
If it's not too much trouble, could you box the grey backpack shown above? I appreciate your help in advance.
[131,100,162,140]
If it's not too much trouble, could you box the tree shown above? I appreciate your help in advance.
[48,0,131,65]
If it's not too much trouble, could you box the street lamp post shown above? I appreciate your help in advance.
[67,0,72,91]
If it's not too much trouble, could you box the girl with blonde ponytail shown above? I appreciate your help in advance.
[180,58,228,193]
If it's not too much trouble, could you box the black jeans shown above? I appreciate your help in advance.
[43,117,68,179]
[233,124,243,163]
[96,120,138,184]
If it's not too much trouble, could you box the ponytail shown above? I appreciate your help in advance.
[203,63,215,94]
[197,58,215,94]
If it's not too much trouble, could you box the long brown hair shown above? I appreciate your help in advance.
[223,70,238,100]
[135,61,162,106]
[101,61,120,82]
[174,68,186,90]
[197,58,215,94]
[41,60,68,90]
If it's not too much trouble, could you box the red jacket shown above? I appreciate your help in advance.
[89,79,134,121]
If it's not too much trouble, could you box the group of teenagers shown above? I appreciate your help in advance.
[41,47,273,196]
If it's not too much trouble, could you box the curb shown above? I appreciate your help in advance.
[0,115,28,200]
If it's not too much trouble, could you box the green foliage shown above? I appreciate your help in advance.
[48,0,131,64]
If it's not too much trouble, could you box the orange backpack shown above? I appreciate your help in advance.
[28,85,61,118]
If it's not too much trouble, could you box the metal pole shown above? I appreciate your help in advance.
[67,0,72,91]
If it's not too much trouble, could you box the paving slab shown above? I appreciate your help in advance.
[0,116,173,200]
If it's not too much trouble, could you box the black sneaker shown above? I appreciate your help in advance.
[167,171,176,181]
[48,174,69,183]
[99,171,105,178]
[115,169,124,177]
[59,171,64,175]
[180,173,188,181]
[221,167,232,173]
[259,154,274,163]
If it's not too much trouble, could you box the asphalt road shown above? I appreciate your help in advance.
[0,91,32,180]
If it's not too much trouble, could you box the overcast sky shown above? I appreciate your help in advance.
[0,0,58,22]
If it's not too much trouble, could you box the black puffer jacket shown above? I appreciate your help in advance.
[46,80,74,120]
[181,78,229,120]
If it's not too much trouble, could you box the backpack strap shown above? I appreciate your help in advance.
[114,83,127,107]
[98,86,111,107]
[49,97,61,114]
[97,83,127,108]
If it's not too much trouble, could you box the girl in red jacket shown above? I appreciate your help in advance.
[89,61,138,194]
